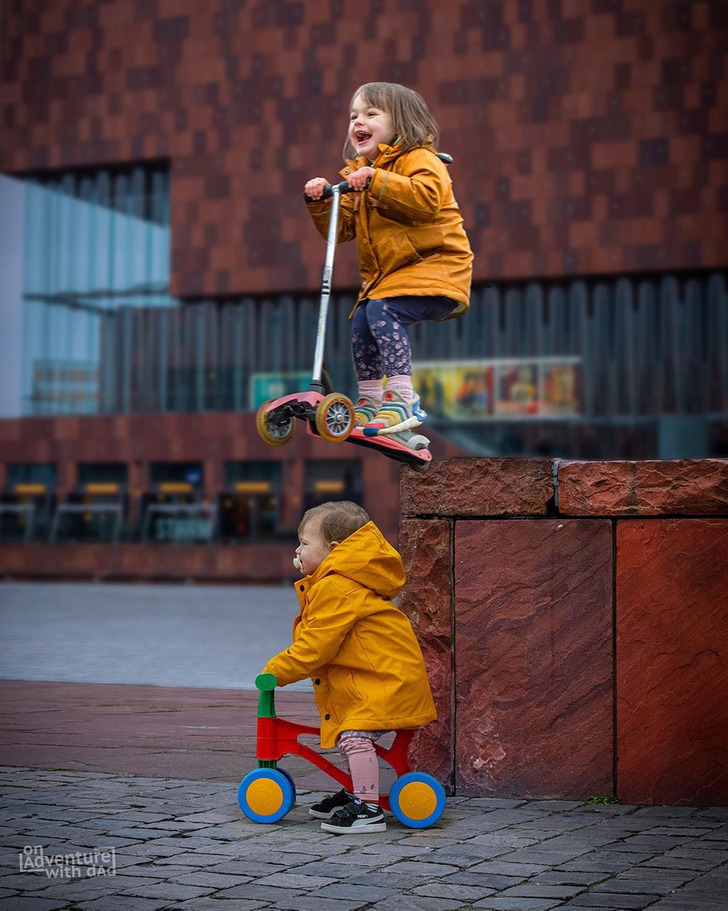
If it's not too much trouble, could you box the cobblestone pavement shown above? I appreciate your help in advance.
[1,767,726,911]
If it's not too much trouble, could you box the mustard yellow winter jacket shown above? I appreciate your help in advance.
[306,143,473,316]
[263,521,437,749]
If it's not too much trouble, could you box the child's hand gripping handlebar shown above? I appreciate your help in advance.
[303,179,369,202]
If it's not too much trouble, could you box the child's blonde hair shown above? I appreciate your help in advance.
[299,501,370,545]
[344,82,440,159]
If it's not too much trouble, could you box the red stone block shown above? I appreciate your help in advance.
[400,457,554,518]
[617,519,728,805]
[399,518,453,786]
[558,459,728,515]
[454,519,613,799]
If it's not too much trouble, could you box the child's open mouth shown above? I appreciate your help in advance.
[355,131,371,145]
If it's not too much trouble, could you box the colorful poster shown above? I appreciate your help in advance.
[540,362,581,415]
[452,366,494,418]
[413,359,581,420]
[495,363,539,416]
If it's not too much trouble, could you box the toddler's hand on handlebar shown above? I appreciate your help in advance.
[304,177,329,200]
[348,166,375,190]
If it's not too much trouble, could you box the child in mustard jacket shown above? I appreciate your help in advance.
[263,500,436,834]
[304,81,473,448]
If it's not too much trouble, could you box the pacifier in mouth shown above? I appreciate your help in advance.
[293,555,303,572]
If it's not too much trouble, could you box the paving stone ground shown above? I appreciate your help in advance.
[1,767,726,910]
[1,584,726,908]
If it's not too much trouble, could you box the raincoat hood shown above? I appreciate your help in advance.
[306,521,404,600]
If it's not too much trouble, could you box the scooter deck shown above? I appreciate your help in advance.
[306,423,432,469]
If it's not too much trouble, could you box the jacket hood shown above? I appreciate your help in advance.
[309,520,405,599]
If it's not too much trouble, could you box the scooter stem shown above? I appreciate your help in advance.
[310,184,341,393]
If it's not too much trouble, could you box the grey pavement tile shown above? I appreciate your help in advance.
[558,894,662,908]
[473,898,563,910]
[338,870,443,890]
[152,850,240,867]
[440,871,524,890]
[271,896,370,911]
[176,900,268,911]
[467,859,547,877]
[367,897,465,910]
[200,859,289,877]
[555,856,640,873]
[414,881,496,900]
[214,882,306,901]
[176,869,251,888]
[0,898,70,910]
[589,870,696,894]
[72,899,171,911]
[375,859,460,877]
[500,848,594,865]
[254,871,341,890]
[499,882,587,899]
[313,881,397,901]
[118,879,215,900]
[530,871,610,887]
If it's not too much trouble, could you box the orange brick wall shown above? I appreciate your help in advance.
[1,0,726,297]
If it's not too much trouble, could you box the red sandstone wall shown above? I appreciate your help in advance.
[399,457,728,805]
[1,0,726,297]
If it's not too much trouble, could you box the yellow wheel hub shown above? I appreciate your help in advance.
[396,781,437,821]
[246,777,284,815]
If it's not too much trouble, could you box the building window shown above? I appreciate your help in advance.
[304,460,363,512]
[1,463,56,542]
[21,164,172,416]
[51,462,129,543]
[142,461,214,543]
[221,461,282,542]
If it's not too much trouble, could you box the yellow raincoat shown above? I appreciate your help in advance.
[306,143,473,316]
[264,521,437,748]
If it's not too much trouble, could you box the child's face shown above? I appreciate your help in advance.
[348,93,395,160]
[295,518,334,576]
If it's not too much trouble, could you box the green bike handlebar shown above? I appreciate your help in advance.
[255,673,278,719]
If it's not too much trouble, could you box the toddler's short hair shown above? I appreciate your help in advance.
[299,501,370,545]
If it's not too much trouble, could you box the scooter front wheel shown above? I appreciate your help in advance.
[315,393,354,443]
[256,400,296,446]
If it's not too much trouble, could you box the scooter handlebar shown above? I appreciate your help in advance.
[303,179,364,202]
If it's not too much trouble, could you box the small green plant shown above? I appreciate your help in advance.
[585,794,619,805]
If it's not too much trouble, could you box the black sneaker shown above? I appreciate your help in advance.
[320,799,386,834]
[308,788,354,819]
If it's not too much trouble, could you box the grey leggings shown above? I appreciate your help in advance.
[351,296,457,381]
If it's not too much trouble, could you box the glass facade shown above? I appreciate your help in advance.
[15,166,728,458]
[22,165,172,415]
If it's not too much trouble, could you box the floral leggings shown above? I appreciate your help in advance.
[351,296,457,381]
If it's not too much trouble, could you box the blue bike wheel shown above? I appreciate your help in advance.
[389,772,446,829]
[238,769,295,824]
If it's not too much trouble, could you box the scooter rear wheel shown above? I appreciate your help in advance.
[315,393,354,443]
[256,400,295,446]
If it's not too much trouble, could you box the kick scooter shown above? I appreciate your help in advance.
[255,181,432,469]
[238,673,446,829]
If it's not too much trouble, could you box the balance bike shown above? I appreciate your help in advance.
[238,673,446,829]
[255,180,432,470]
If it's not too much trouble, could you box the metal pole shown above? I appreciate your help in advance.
[310,185,341,392]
